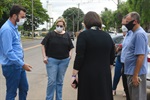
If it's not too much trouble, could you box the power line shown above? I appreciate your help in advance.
[111,0,117,5]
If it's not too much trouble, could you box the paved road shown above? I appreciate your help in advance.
[22,39,42,49]
[0,39,150,100]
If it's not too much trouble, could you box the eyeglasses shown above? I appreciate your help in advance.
[56,25,63,28]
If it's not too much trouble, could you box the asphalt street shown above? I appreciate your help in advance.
[0,38,150,100]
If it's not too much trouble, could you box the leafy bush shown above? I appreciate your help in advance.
[41,32,47,37]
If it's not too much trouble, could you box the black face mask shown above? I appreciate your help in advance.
[125,20,135,31]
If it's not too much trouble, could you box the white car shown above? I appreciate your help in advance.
[147,53,150,89]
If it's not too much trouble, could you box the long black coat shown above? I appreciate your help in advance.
[74,29,115,100]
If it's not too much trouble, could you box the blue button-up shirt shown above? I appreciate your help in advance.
[0,19,24,67]
[124,27,148,75]
[121,31,133,63]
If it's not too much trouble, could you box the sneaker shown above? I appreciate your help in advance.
[123,93,126,97]
[112,90,116,96]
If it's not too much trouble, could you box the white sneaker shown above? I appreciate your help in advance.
[123,93,126,97]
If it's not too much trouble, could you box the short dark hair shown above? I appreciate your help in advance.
[10,4,26,17]
[84,11,102,29]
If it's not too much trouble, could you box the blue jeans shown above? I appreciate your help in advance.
[2,64,28,100]
[46,57,70,100]
[112,56,122,90]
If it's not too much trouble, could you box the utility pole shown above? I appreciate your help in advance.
[32,0,34,38]
[49,18,54,28]
[77,3,80,32]
[46,0,49,30]
[117,0,120,9]
[73,15,75,34]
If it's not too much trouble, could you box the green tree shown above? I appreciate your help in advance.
[127,0,150,32]
[0,0,11,19]
[62,7,84,32]
[0,0,19,27]
[0,0,49,31]
[23,0,49,31]
[101,8,114,31]
[113,2,129,32]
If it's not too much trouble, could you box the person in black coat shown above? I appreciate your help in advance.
[71,11,115,100]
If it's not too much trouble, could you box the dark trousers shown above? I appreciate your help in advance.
[2,64,28,100]
[112,56,122,90]
[122,63,130,100]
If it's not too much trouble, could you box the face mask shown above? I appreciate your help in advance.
[56,26,63,33]
[125,20,135,30]
[16,18,26,26]
[121,25,128,32]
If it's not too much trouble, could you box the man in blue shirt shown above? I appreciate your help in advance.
[124,12,148,100]
[0,5,32,100]
[121,16,133,100]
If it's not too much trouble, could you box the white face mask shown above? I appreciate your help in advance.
[56,26,63,33]
[121,25,128,32]
[16,18,26,26]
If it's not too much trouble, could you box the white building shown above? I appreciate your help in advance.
[47,1,54,30]
[37,0,54,30]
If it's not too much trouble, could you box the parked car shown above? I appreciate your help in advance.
[110,34,123,65]
[147,34,150,89]
[111,34,124,47]
[147,54,150,89]
[110,33,150,89]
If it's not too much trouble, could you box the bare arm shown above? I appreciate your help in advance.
[116,46,122,53]
[134,54,145,76]
[132,54,145,86]
[41,45,48,64]
[69,48,74,58]
[134,55,144,76]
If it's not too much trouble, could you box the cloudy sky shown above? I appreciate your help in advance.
[39,0,125,29]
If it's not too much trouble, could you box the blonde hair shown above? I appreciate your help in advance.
[55,18,66,30]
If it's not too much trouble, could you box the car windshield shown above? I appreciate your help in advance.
[110,34,123,44]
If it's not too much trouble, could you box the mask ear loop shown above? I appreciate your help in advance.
[16,14,19,22]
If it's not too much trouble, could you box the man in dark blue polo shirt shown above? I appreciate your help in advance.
[0,5,32,100]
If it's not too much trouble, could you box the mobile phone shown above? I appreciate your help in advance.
[72,79,78,88]
[138,77,142,82]
[129,77,142,85]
